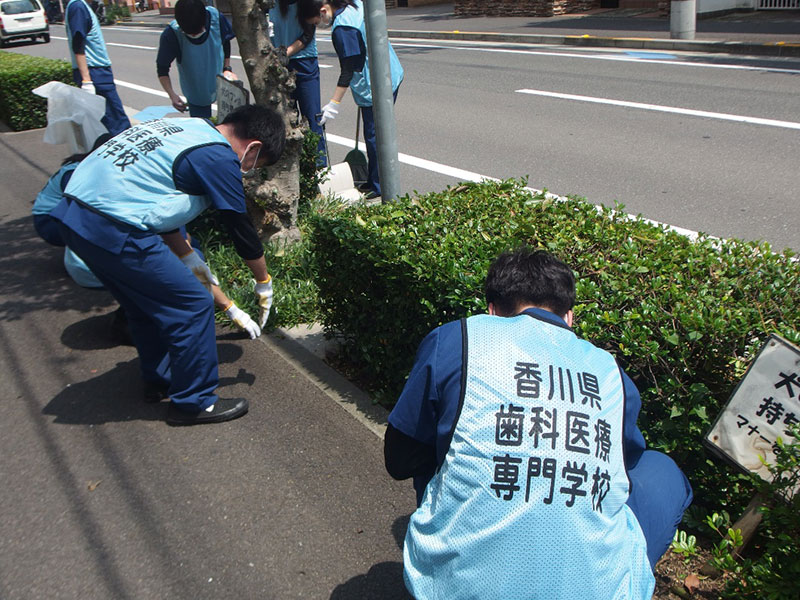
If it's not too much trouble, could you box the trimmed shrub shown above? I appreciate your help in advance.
[308,178,800,515]
[0,51,72,131]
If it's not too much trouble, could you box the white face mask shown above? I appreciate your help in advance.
[240,143,262,178]
[185,27,206,39]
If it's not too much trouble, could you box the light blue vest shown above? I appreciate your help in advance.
[331,0,403,107]
[65,0,111,69]
[269,1,317,60]
[404,314,654,600]
[170,7,224,106]
[64,247,103,288]
[64,118,229,233]
[33,163,78,215]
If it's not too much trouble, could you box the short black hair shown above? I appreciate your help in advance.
[174,0,206,35]
[221,104,286,166]
[484,248,575,317]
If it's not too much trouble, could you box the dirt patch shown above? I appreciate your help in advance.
[653,547,732,599]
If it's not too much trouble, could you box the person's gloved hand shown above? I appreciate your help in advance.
[268,18,274,39]
[81,80,96,95]
[319,100,339,125]
[254,275,273,328]
[224,302,261,339]
[180,250,219,291]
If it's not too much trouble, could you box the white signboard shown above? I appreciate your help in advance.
[215,75,249,123]
[706,334,800,483]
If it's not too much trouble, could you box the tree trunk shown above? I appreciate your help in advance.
[227,0,303,244]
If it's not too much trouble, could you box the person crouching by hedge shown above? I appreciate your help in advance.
[385,248,694,600]
[299,0,403,199]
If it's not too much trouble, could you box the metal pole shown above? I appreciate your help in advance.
[363,0,400,202]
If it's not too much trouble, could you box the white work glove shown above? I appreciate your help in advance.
[319,100,339,125]
[268,19,274,39]
[224,302,261,339]
[180,250,219,291]
[254,275,273,328]
[81,80,96,95]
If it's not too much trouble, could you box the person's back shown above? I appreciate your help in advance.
[387,249,692,600]
[404,311,654,599]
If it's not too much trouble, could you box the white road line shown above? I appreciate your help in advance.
[323,36,800,75]
[516,88,800,130]
[113,78,704,241]
[59,30,800,75]
[55,34,333,67]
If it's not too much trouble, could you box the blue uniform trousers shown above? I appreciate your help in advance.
[59,218,219,411]
[73,67,132,136]
[360,87,398,196]
[290,57,325,167]
[188,103,212,118]
[627,450,694,568]
[34,214,66,246]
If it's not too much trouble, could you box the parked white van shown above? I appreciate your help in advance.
[0,0,49,46]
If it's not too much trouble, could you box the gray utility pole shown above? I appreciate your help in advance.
[670,0,696,40]
[363,0,400,202]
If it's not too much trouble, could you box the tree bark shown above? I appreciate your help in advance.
[227,0,304,244]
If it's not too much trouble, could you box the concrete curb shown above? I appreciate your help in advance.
[266,324,389,441]
[387,29,800,57]
[112,19,800,57]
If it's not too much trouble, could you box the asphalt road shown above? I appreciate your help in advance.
[5,23,800,253]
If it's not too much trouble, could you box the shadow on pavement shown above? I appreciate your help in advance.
[391,513,411,550]
[329,561,411,600]
[0,215,117,322]
[42,343,254,424]
[43,358,165,424]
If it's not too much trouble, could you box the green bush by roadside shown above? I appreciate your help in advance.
[307,178,800,519]
[0,51,72,131]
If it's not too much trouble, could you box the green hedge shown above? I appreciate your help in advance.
[308,178,800,514]
[0,51,72,131]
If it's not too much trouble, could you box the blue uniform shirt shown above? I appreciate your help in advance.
[388,307,647,504]
[156,10,234,76]
[65,0,111,68]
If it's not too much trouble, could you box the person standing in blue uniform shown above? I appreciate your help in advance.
[300,0,403,197]
[269,0,326,166]
[385,249,693,599]
[51,105,285,426]
[156,0,237,119]
[64,0,131,136]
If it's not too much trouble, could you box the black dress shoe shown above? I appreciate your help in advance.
[166,398,249,426]
[143,381,170,403]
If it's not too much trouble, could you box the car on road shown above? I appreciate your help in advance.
[0,0,49,46]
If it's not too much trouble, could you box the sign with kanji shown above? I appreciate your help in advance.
[215,75,249,123]
[706,334,800,483]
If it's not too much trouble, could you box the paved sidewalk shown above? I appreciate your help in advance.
[119,4,800,56]
[0,127,414,599]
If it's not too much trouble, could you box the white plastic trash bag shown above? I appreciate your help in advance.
[32,81,108,154]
